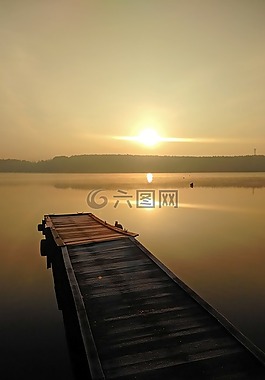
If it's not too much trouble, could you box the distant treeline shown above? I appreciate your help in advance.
[0,154,265,173]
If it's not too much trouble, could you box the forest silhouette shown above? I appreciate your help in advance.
[1,154,265,173]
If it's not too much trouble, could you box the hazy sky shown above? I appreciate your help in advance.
[1,0,265,160]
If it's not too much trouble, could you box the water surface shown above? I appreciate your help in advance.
[1,172,265,379]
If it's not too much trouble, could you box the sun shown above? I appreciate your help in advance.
[114,127,162,146]
[137,128,160,146]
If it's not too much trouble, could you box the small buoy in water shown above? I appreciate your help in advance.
[190,182,194,188]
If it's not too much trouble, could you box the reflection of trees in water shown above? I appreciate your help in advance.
[53,175,265,191]
[1,172,265,190]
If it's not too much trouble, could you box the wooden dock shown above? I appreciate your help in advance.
[38,212,265,379]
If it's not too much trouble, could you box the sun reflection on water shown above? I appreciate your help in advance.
[146,173,153,183]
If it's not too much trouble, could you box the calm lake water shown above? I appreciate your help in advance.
[1,172,265,379]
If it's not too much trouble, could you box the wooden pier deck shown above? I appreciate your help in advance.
[39,212,265,379]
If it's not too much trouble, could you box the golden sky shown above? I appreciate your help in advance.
[1,0,265,160]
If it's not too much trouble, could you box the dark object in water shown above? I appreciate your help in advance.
[190,182,194,188]
[115,220,123,229]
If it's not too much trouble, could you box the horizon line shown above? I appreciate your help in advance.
[0,153,264,162]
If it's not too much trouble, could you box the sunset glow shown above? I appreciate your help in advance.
[114,134,220,145]
[137,129,160,146]
[1,1,265,160]
[114,128,162,147]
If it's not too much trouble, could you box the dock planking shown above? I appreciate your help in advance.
[38,212,265,379]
